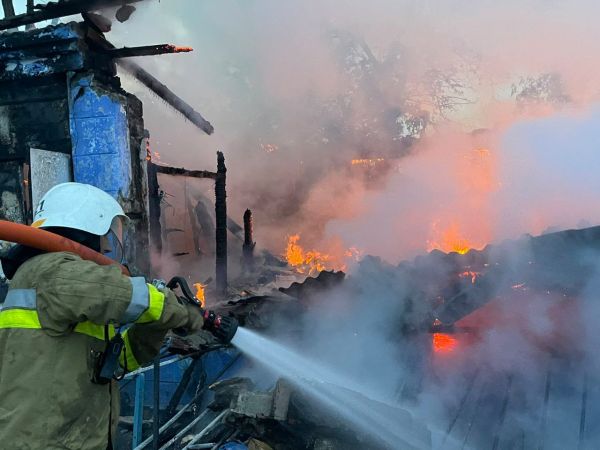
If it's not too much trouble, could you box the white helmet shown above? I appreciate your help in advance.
[32,182,127,245]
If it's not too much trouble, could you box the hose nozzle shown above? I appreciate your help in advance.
[202,310,239,344]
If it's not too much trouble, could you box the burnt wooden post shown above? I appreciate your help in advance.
[215,151,227,296]
[147,161,162,256]
[1,0,15,19]
[242,209,255,271]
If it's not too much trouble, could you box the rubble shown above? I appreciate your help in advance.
[4,4,600,450]
[205,377,431,450]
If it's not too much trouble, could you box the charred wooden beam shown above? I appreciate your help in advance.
[147,161,162,256]
[81,26,214,135]
[117,59,214,135]
[24,0,35,30]
[0,0,142,31]
[107,44,193,59]
[242,209,255,271]
[215,151,227,296]
[154,165,217,180]
[1,0,15,19]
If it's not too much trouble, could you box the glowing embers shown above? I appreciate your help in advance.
[260,142,279,153]
[193,282,206,307]
[432,332,458,354]
[172,46,193,52]
[459,270,479,284]
[351,158,385,167]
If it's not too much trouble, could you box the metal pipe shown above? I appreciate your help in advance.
[158,409,211,450]
[133,353,241,450]
[124,356,184,379]
[181,410,230,450]
[132,373,146,449]
[165,358,200,419]
[152,356,161,450]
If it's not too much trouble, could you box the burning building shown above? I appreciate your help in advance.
[4,2,600,450]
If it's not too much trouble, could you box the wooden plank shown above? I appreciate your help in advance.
[0,0,142,31]
[541,361,582,450]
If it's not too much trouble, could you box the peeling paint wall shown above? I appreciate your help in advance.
[67,73,149,273]
[0,23,150,274]
[68,74,132,198]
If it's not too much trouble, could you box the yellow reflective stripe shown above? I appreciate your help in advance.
[0,311,117,341]
[74,321,116,340]
[136,284,165,324]
[0,309,41,329]
[119,330,140,371]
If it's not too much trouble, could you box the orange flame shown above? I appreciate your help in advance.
[284,235,363,275]
[432,333,458,354]
[193,283,206,308]
[285,234,331,275]
[427,223,474,254]
[351,158,385,167]
[171,45,193,53]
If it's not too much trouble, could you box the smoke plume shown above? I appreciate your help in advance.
[103,0,600,264]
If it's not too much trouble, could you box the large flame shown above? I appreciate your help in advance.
[284,235,362,275]
[285,234,331,275]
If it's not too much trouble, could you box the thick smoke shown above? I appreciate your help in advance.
[82,2,600,447]
[104,0,600,264]
[246,235,600,449]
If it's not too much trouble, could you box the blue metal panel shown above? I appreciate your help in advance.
[68,75,131,198]
[119,349,244,411]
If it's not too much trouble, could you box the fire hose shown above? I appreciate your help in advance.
[0,219,238,343]
[0,219,129,274]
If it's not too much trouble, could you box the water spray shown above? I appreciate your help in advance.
[230,327,431,450]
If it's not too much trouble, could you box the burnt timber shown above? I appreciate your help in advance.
[215,151,227,296]
[0,0,143,31]
[154,165,217,180]
[105,44,193,59]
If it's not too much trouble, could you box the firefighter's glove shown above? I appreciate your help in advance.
[201,309,239,344]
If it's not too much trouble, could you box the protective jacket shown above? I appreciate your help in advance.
[0,251,204,450]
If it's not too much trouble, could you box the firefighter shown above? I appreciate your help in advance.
[0,182,224,450]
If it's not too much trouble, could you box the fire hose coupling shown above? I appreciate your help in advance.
[202,309,239,344]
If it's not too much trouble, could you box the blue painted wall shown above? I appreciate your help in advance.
[68,75,131,199]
